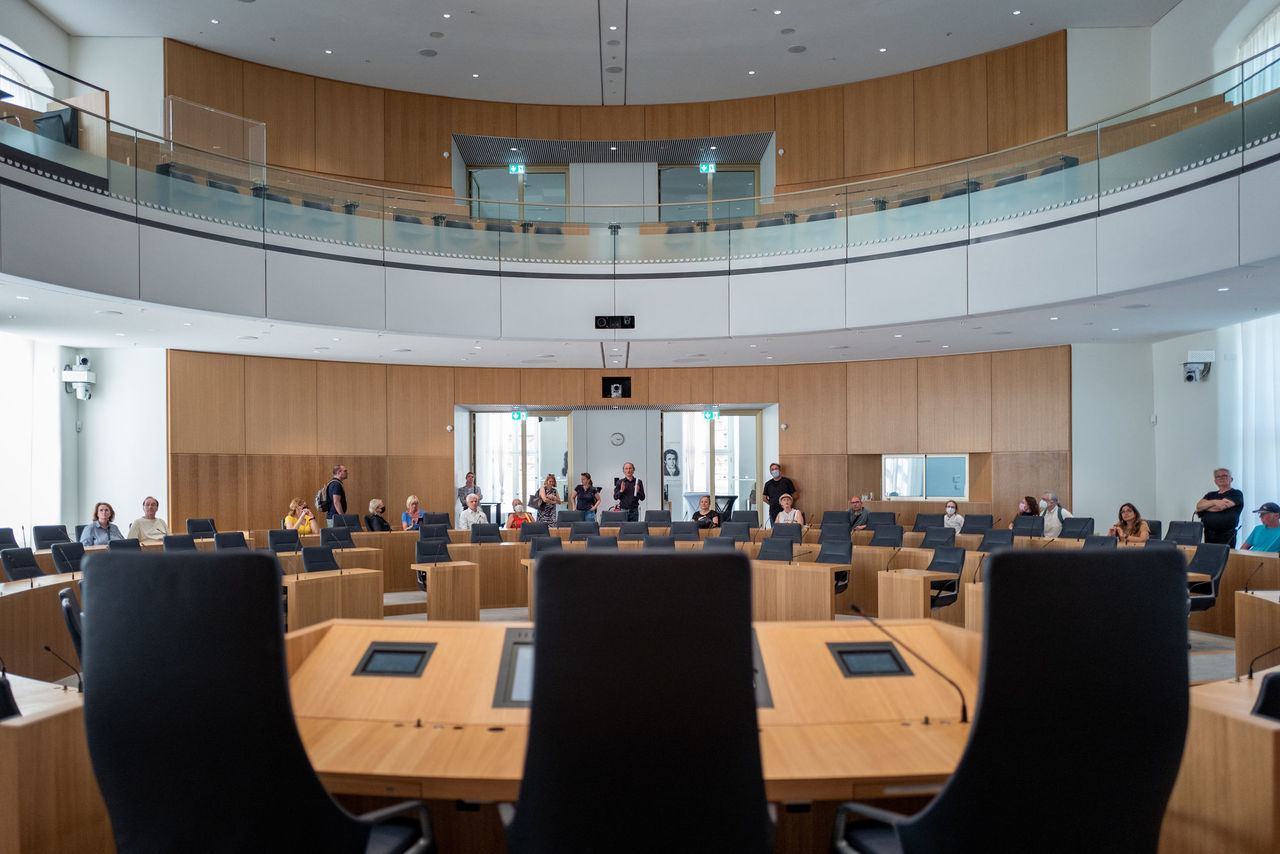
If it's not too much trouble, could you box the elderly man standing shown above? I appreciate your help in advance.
[848,496,871,530]
[458,492,488,530]
[1195,468,1244,547]
[1040,491,1074,539]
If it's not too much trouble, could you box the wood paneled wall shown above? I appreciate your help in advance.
[167,346,1070,532]
[163,31,1066,195]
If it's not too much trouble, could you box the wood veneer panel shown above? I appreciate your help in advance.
[916,353,991,452]
[709,96,776,137]
[846,359,917,453]
[318,362,387,456]
[990,346,1070,452]
[449,98,517,138]
[516,104,581,140]
[644,102,710,140]
[169,453,247,532]
[315,78,384,180]
[913,54,988,166]
[519,369,585,405]
[243,454,321,530]
[322,455,387,528]
[167,350,245,454]
[454,368,521,404]
[384,90,452,188]
[579,105,645,140]
[778,454,849,521]
[242,62,316,172]
[774,86,844,185]
[847,455,881,499]
[986,31,1067,151]
[779,363,847,455]
[583,370,650,405]
[648,368,713,405]
[990,450,1070,521]
[713,366,778,403]
[386,456,457,519]
[844,72,914,178]
[244,356,317,456]
[968,452,992,503]
[387,365,454,457]
[163,40,243,115]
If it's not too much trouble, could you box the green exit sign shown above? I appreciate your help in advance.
[698,162,716,174]
[509,164,525,174]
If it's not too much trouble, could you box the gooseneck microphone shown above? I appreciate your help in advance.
[848,602,969,723]
[880,547,902,572]
[1248,642,1280,680]
[1243,561,1266,594]
[43,645,82,693]
[0,653,20,720]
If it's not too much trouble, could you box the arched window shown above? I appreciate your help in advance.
[0,36,56,112]
[1237,5,1280,102]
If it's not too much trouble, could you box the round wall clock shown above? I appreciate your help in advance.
[609,432,625,446]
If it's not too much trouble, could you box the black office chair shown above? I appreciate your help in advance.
[807,210,837,222]
[393,213,424,225]
[33,525,71,550]
[517,523,550,542]
[1058,517,1094,539]
[1146,520,1163,540]
[919,527,956,549]
[214,532,249,551]
[1187,543,1231,613]
[419,523,450,541]
[569,522,599,542]
[555,510,584,525]
[502,552,770,852]
[301,198,332,212]
[532,225,562,235]
[770,523,803,543]
[469,523,501,544]
[162,535,196,552]
[1082,535,1118,551]
[1165,521,1204,546]
[720,522,751,543]
[75,524,88,541]
[59,586,83,663]
[644,536,676,549]
[1,547,42,581]
[819,510,851,534]
[599,511,628,525]
[301,546,340,574]
[868,526,903,548]
[1011,515,1044,537]
[817,540,853,565]
[1145,538,1182,552]
[586,536,618,550]
[897,195,929,207]
[334,513,363,530]
[959,514,994,535]
[52,541,85,574]
[835,549,1190,854]
[912,513,944,533]
[267,529,302,553]
[528,537,563,558]
[703,537,739,551]
[185,518,217,537]
[487,222,515,232]
[205,178,240,194]
[924,546,967,609]
[867,512,897,528]
[415,539,451,564]
[81,552,432,853]
[755,218,785,228]
[644,511,672,526]
[713,221,744,231]
[756,538,794,562]
[108,538,141,551]
[669,522,700,542]
[422,513,451,527]
[618,522,648,541]
[0,527,17,549]
[665,224,695,234]
[320,527,354,548]
[730,511,760,529]
[976,529,1014,552]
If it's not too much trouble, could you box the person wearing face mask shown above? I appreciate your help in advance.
[506,498,535,529]
[942,501,964,532]
[1008,495,1040,528]
[761,463,796,527]
[1039,491,1074,538]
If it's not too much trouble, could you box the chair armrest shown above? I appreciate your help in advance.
[833,801,909,852]
[358,799,433,850]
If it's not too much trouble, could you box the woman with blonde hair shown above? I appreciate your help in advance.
[402,495,427,531]
[284,497,318,534]
[366,498,391,532]
[535,474,561,525]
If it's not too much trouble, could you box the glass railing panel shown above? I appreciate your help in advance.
[1242,52,1280,148]
[384,197,503,260]
[720,186,848,261]
[614,217,732,265]
[258,167,385,246]
[165,95,266,171]
[104,121,140,202]
[1099,67,1243,195]
[0,75,112,185]
[134,138,264,230]
[498,221,616,264]
[843,164,972,247]
[968,132,1099,223]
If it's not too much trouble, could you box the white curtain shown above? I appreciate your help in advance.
[1235,6,1280,103]
[1238,313,1280,510]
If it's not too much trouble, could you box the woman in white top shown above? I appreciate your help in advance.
[774,493,804,525]
[942,500,964,532]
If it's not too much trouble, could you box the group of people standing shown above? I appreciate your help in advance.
[511,463,647,527]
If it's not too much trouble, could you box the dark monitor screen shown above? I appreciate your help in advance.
[827,642,913,678]
[493,627,536,707]
[509,644,534,703]
[352,642,435,677]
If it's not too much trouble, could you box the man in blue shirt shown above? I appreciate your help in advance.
[326,464,348,527]
[1242,502,1280,552]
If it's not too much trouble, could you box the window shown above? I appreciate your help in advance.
[1233,6,1280,103]
[468,167,567,222]
[881,454,968,501]
[0,38,57,112]
[658,165,758,222]
[471,412,571,514]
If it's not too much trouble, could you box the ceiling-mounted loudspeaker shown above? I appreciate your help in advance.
[595,315,634,330]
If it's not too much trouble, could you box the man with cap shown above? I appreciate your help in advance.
[1241,502,1280,552]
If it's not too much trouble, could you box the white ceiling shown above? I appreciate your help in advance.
[30,0,1182,106]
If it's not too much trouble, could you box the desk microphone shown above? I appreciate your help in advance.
[880,547,902,572]
[20,525,26,548]
[42,645,82,693]
[1247,642,1280,680]
[1243,561,1266,594]
[849,603,968,724]
[1039,537,1057,548]
[0,654,20,720]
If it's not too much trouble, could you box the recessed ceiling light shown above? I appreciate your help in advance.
[788,45,807,53]
[941,345,950,349]
[442,12,451,17]
[510,147,518,151]
[1013,9,1021,15]
[331,337,341,342]
[419,49,438,57]
[182,322,192,327]
[766,355,775,360]
[210,18,219,24]
[709,145,717,150]
[609,25,618,30]
[96,309,122,316]
[879,47,887,53]
[1111,328,1120,332]
[15,295,29,300]
[780,27,795,34]
[471,73,479,78]
[748,70,756,75]
[893,333,903,338]
[773,9,782,14]
[473,345,483,350]
[238,335,258,341]
[605,65,623,73]
[430,31,444,38]
[749,344,757,348]
[392,348,411,353]
[1049,316,1059,321]
[610,145,617,150]
[607,39,621,46]
[1218,287,1230,292]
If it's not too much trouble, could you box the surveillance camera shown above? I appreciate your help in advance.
[62,359,98,400]
[74,354,90,368]
[1182,362,1210,383]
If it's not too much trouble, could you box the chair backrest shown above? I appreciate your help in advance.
[770,523,803,543]
[470,523,500,543]
[422,513,451,527]
[586,535,618,550]
[267,529,301,553]
[108,538,141,551]
[756,537,794,562]
[959,514,994,535]
[1144,538,1181,551]
[1058,517,1094,539]
[569,522,599,541]
[977,529,1014,553]
[518,523,550,542]
[919,527,956,549]
[815,540,853,564]
[59,587,83,662]
[820,511,851,529]
[703,536,739,551]
[618,522,648,541]
[419,523,450,541]
[162,535,196,552]
[644,510,672,525]
[75,524,88,540]
[924,546,965,575]
[528,536,563,557]
[81,552,380,852]
[1187,543,1231,592]
[52,541,85,574]
[415,538,451,563]
[319,527,354,548]
[720,522,750,543]
[507,552,769,851]
[669,522,700,542]
[912,513,944,532]
[644,536,676,549]
[1165,520,1204,546]
[599,511,628,525]
[0,527,16,549]
[889,550,1189,852]
[33,525,70,550]
[1082,535,1118,551]
[185,518,217,536]
[333,514,363,530]
[555,510,584,524]
[1146,520,1163,540]
[1,547,42,581]
[213,532,248,551]
[301,546,340,574]
[1011,515,1044,537]
[868,525,904,547]
[867,512,897,528]
[730,511,759,529]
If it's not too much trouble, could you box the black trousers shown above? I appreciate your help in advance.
[1203,527,1237,548]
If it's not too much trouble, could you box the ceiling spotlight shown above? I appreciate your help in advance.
[1217,287,1230,292]
[15,295,30,300]
[749,344,757,348]
[748,70,756,75]
[1013,9,1021,15]
[609,25,618,30]
[1049,316,1059,321]
[893,333,903,338]
[879,47,887,53]
[442,12,451,17]
[773,9,782,14]
[510,147,518,151]
[941,344,950,349]
[210,18,219,24]
[324,49,333,55]
[709,145,717,150]
[419,49,438,57]
[472,73,479,77]
[1111,328,1120,332]
[610,145,617,150]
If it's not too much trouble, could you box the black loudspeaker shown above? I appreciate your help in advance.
[1252,671,1280,722]
[594,315,635,329]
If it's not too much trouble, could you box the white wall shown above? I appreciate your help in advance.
[578,409,660,516]
[572,162,656,223]
[1151,0,1253,98]
[0,0,69,92]
[1067,28,1151,128]
[69,37,165,135]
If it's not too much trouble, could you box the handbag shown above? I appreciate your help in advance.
[528,492,545,510]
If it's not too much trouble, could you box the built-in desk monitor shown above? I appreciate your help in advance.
[827,642,913,678]
[352,641,436,677]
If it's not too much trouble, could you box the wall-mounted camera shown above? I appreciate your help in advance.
[1182,349,1214,384]
[62,354,97,401]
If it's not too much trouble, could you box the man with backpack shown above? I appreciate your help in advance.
[315,464,349,527]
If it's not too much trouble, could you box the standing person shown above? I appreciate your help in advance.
[848,496,870,530]
[458,493,488,530]
[325,464,348,527]
[1196,468,1244,547]
[535,475,561,525]
[762,463,796,527]
[81,501,124,545]
[401,495,426,531]
[1241,502,1280,552]
[1039,491,1074,539]
[127,496,170,542]
[456,472,483,514]
[574,473,601,522]
[613,462,646,522]
[942,500,964,533]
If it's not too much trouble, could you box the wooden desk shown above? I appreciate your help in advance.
[0,573,83,680]
[410,561,480,620]
[281,568,383,631]
[446,542,528,608]
[275,547,383,578]
[251,530,416,592]
[1190,551,1280,638]
[1235,591,1280,677]
[878,569,956,619]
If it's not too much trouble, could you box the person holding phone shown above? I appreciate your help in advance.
[285,497,319,534]
[614,462,645,522]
